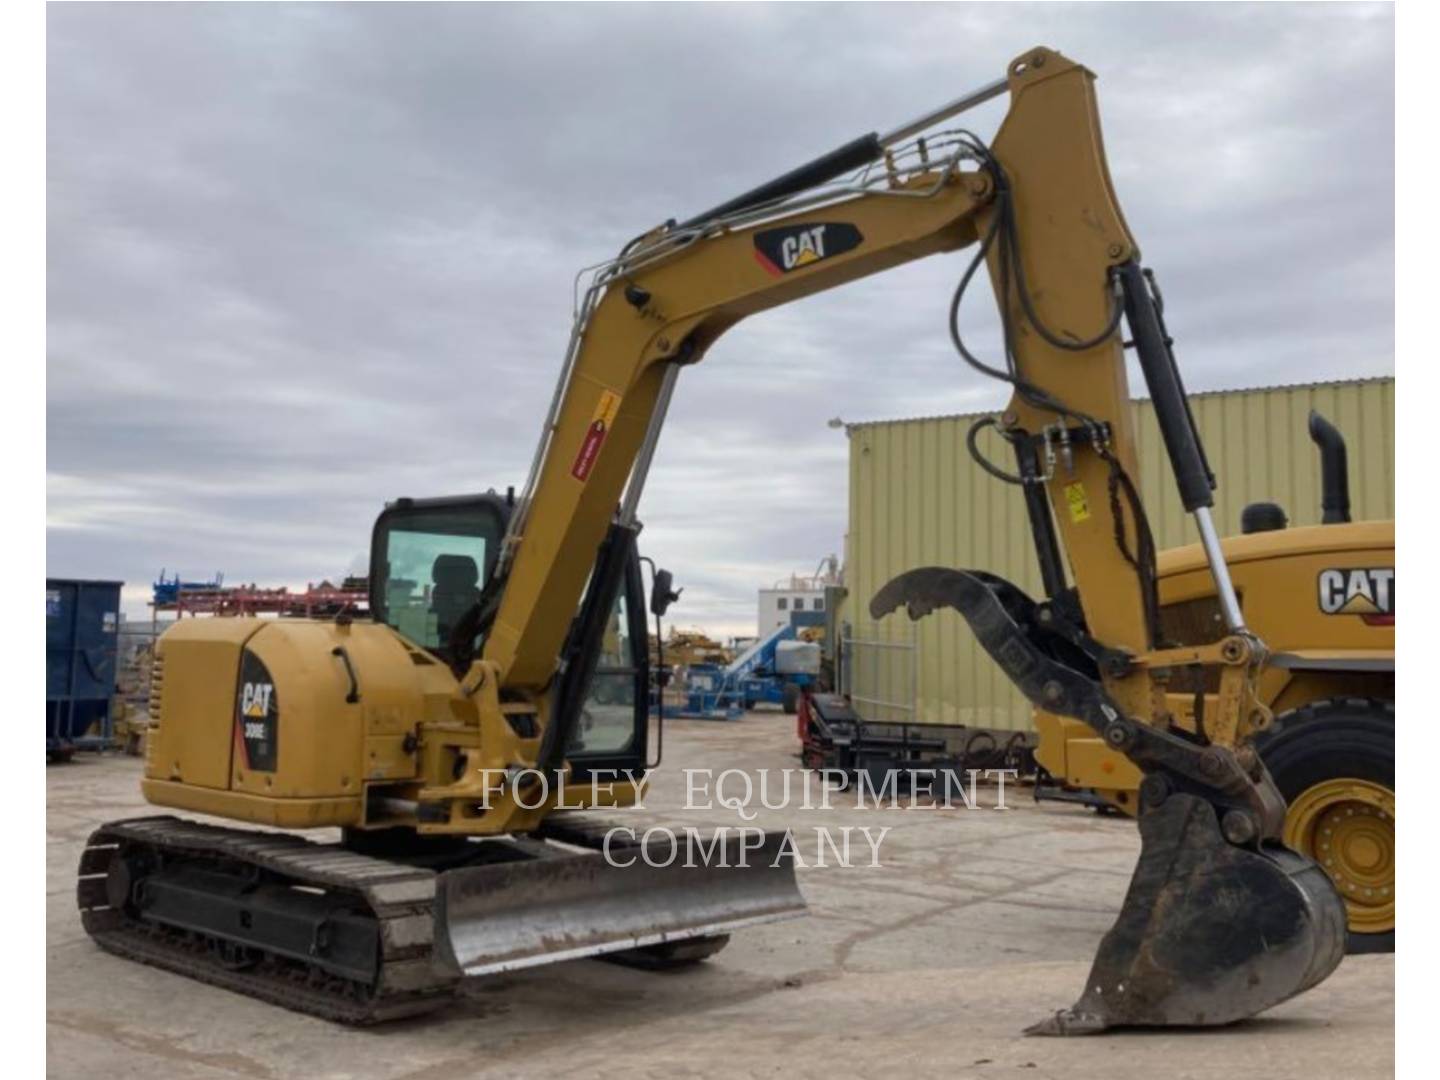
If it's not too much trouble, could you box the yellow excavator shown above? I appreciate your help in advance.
[77,47,1348,1033]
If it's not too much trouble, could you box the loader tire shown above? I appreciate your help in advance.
[782,683,801,715]
[1257,697,1394,954]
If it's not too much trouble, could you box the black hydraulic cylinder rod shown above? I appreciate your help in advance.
[1307,410,1352,524]
[680,133,883,228]
[1145,270,1215,495]
[1118,261,1215,512]
[1015,438,1068,600]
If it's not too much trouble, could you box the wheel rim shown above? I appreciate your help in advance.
[1283,777,1395,935]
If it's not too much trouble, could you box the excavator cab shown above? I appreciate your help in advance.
[368,491,652,779]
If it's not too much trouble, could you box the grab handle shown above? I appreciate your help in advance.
[331,646,360,704]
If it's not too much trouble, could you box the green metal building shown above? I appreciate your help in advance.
[839,377,1395,731]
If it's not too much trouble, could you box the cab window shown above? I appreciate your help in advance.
[569,589,639,758]
[371,503,504,652]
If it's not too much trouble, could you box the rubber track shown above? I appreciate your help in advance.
[77,816,458,1024]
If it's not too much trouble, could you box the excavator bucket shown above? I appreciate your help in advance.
[432,828,806,977]
[1028,793,1346,1034]
[870,566,1348,1033]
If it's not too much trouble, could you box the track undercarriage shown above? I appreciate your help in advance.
[78,815,769,1024]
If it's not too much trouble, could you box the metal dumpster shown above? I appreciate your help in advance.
[46,578,123,759]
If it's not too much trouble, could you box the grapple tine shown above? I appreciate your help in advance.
[433,830,806,977]
[1026,794,1347,1034]
[871,565,1350,1034]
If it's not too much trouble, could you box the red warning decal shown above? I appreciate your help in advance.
[570,390,622,482]
[571,421,607,481]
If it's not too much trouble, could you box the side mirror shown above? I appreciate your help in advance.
[651,569,682,616]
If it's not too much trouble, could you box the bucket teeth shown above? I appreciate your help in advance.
[1028,794,1347,1034]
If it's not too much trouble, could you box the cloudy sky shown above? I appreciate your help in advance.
[47,2,1394,636]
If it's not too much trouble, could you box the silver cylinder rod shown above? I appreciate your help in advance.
[1193,506,1247,633]
[879,76,1010,147]
[619,362,681,526]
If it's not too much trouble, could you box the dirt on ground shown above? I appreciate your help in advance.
[47,714,1394,1079]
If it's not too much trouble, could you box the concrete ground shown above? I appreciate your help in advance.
[48,714,1393,1079]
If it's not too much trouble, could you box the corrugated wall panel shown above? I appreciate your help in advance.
[843,378,1394,731]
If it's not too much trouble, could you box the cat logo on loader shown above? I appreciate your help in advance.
[1317,567,1394,623]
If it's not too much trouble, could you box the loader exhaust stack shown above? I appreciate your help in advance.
[1308,410,1353,525]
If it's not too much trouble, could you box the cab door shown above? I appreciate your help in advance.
[566,554,650,781]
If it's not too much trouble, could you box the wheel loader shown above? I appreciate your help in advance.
[1034,411,1394,953]
[78,47,1350,1034]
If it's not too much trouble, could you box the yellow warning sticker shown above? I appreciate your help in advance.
[591,389,622,429]
[1064,481,1090,523]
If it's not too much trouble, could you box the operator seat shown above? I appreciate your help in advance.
[431,554,482,645]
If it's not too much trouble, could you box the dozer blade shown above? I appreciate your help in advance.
[1027,793,1347,1035]
[432,829,806,977]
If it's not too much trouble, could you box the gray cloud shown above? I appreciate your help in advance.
[47,2,1394,635]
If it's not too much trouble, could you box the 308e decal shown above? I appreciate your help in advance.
[235,650,280,771]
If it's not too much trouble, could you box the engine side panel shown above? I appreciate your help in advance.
[143,618,260,791]
[142,618,455,828]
